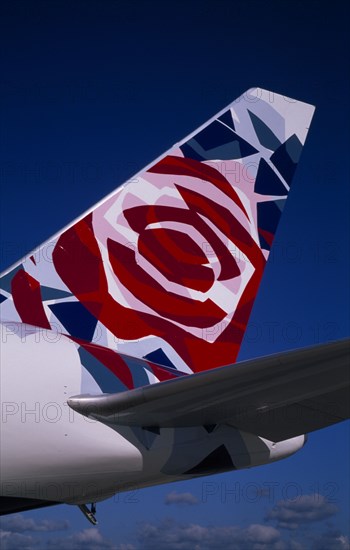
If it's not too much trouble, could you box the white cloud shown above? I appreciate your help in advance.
[136,518,295,550]
[0,514,69,533]
[266,494,338,530]
[0,529,36,550]
[46,527,117,550]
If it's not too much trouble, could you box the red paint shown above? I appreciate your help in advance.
[11,270,51,329]
[148,155,249,219]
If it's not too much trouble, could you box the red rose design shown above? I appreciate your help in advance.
[53,155,265,371]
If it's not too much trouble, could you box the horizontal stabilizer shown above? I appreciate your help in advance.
[69,339,350,442]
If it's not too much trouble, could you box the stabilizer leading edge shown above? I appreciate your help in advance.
[68,339,350,442]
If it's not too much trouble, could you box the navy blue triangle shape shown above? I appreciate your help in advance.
[49,301,98,341]
[271,134,303,185]
[180,121,258,161]
[144,348,176,368]
[254,159,288,196]
[257,199,286,241]
[218,110,235,131]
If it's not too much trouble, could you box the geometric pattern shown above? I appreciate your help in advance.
[0,88,315,389]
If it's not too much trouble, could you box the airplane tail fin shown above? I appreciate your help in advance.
[0,88,315,381]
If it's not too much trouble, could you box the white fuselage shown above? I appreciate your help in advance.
[0,322,305,506]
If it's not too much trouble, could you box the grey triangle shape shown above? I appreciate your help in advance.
[0,266,23,293]
[40,286,73,301]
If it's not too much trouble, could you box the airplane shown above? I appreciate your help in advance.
[0,87,349,524]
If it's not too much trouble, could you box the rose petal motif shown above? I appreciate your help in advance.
[2,91,316,375]
[53,154,266,372]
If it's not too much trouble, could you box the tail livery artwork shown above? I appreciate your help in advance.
[0,88,349,522]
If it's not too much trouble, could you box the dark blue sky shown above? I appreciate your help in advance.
[0,1,349,548]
